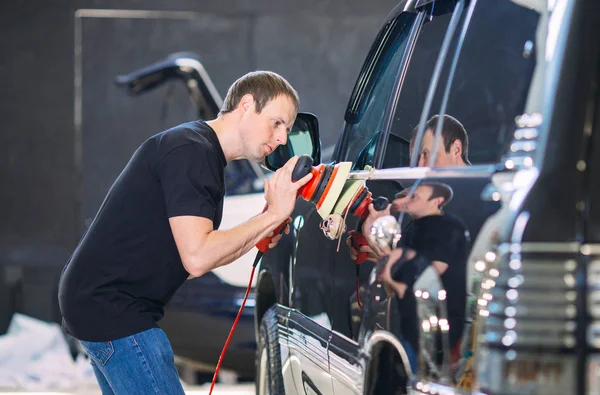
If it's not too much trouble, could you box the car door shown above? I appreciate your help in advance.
[327,0,541,393]
[283,7,421,394]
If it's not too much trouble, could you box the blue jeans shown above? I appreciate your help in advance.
[79,328,186,395]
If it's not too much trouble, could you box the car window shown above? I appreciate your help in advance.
[382,6,465,168]
[338,13,417,170]
[389,0,540,168]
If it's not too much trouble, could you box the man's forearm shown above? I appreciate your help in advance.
[188,211,282,277]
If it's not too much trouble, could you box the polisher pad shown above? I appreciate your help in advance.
[316,162,352,219]
[331,179,365,215]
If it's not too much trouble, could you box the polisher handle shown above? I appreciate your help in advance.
[256,155,314,254]
[349,230,369,265]
[351,196,390,264]
[372,196,389,211]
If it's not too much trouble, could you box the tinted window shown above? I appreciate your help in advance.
[384,6,463,168]
[338,14,416,170]
[402,1,540,167]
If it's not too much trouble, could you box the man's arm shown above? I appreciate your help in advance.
[170,211,285,278]
[170,156,312,278]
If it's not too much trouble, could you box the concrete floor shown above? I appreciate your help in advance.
[0,383,254,394]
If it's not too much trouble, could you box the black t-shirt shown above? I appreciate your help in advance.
[395,214,470,353]
[58,120,226,342]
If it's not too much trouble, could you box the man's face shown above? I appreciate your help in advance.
[403,186,442,219]
[412,129,460,167]
[240,94,297,162]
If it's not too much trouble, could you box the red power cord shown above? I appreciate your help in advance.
[355,277,363,310]
[208,253,260,394]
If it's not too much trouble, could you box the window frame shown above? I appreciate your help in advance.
[333,4,422,165]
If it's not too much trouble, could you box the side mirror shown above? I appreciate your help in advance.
[262,112,322,171]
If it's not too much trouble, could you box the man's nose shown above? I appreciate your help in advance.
[418,156,426,167]
[275,130,287,146]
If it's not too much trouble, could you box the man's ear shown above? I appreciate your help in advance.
[452,139,463,159]
[435,196,445,209]
[238,94,255,113]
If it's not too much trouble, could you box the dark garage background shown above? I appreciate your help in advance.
[0,0,398,333]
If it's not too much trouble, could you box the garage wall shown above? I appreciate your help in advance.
[0,0,398,331]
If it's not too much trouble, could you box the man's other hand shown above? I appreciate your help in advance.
[379,248,416,298]
[266,217,292,249]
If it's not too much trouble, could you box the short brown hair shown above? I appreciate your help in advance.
[219,71,299,115]
[411,114,470,164]
[421,181,454,209]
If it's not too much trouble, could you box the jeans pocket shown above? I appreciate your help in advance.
[80,340,115,366]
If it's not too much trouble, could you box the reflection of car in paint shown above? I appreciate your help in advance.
[254,1,600,394]
[115,53,267,378]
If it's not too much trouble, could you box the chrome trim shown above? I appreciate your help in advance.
[587,322,600,348]
[581,244,600,255]
[413,381,484,395]
[588,260,600,288]
[514,127,540,139]
[363,331,414,378]
[589,291,600,318]
[286,327,330,372]
[515,113,543,128]
[484,253,578,348]
[510,141,538,153]
[328,351,363,394]
[511,212,531,244]
[519,242,580,253]
[347,164,495,181]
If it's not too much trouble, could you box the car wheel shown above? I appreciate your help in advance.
[256,306,285,395]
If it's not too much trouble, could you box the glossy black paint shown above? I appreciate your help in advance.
[254,0,600,393]
[520,0,600,244]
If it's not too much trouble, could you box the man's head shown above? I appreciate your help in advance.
[220,71,299,162]
[402,182,453,219]
[410,114,470,167]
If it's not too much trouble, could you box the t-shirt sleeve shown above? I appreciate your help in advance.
[156,144,221,220]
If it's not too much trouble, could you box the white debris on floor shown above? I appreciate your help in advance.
[0,314,254,394]
[0,314,97,392]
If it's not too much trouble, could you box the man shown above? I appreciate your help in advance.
[410,114,470,167]
[58,71,312,394]
[349,113,471,262]
[380,182,470,362]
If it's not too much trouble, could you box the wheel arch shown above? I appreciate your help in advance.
[254,269,277,341]
[363,331,413,394]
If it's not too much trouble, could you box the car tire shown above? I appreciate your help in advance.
[256,306,285,395]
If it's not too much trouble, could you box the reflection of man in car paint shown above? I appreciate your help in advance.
[382,182,470,363]
[410,114,470,167]
[349,114,471,262]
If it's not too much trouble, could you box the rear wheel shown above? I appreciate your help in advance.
[256,306,285,395]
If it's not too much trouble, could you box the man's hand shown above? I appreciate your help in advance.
[265,156,313,222]
[379,248,416,298]
[346,234,390,262]
[360,202,392,258]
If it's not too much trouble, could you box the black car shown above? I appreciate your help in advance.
[255,0,600,394]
